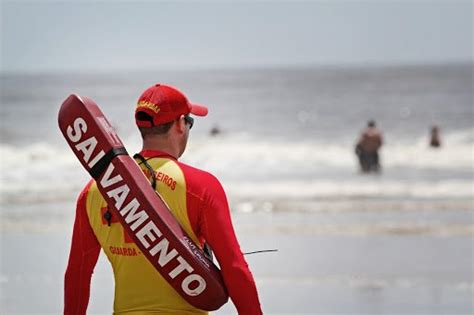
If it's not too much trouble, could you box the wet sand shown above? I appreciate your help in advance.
[1,201,473,314]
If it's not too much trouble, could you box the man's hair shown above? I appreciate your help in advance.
[136,112,174,138]
[368,120,376,127]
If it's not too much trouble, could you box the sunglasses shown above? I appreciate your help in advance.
[184,115,194,129]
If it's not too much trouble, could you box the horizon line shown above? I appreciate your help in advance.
[1,60,473,76]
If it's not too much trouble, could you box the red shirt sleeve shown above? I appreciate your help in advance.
[64,181,101,315]
[200,175,263,315]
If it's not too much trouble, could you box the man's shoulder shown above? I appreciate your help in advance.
[79,179,94,196]
[78,179,103,203]
[174,161,226,199]
[176,160,220,184]
[363,128,382,136]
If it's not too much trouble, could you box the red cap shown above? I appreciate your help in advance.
[135,84,208,128]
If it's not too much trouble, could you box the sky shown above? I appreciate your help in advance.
[1,0,472,73]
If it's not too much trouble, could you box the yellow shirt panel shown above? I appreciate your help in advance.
[85,172,206,315]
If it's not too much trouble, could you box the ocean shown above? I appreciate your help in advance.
[1,64,473,314]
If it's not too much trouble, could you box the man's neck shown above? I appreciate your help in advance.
[142,137,179,159]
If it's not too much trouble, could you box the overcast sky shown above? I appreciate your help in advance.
[1,0,472,73]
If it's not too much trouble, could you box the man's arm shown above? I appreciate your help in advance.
[64,181,101,315]
[201,175,263,315]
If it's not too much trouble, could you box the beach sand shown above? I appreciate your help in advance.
[1,199,473,314]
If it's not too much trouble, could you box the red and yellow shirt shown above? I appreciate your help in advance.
[64,150,262,314]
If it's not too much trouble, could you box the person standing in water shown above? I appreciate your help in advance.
[355,120,383,173]
[430,125,441,148]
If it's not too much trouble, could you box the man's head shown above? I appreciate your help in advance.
[367,120,376,128]
[135,84,208,157]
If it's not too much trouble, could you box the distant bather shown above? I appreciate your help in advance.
[210,125,221,137]
[355,120,383,173]
[430,125,441,148]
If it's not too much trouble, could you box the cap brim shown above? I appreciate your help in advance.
[190,103,208,117]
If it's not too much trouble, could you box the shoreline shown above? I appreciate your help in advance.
[1,205,473,314]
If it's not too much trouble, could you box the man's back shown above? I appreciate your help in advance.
[69,152,210,313]
[359,127,383,153]
[66,150,261,314]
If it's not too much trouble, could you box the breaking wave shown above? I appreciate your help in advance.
[0,129,472,206]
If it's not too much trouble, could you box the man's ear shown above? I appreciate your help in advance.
[175,115,186,134]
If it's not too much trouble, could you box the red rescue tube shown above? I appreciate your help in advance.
[58,94,228,311]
